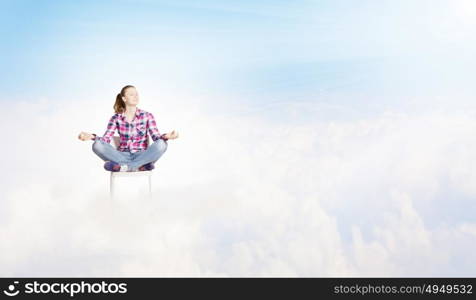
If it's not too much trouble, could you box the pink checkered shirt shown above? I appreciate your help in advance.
[93,108,168,153]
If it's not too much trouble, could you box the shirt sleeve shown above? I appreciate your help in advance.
[147,112,168,142]
[97,115,117,143]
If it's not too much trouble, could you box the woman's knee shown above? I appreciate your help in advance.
[152,138,168,153]
[92,139,106,154]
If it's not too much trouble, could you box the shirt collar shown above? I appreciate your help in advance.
[120,107,142,121]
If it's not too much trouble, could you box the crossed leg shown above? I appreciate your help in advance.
[92,139,132,165]
[128,139,168,170]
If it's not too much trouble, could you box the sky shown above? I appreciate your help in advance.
[0,0,476,276]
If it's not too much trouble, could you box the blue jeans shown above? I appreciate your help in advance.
[92,138,168,171]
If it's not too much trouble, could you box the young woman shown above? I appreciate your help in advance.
[78,85,179,172]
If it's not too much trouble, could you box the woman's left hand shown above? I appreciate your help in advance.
[165,130,179,140]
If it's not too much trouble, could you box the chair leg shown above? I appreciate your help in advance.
[148,174,152,199]
[110,172,114,200]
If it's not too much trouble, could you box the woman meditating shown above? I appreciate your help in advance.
[78,85,179,172]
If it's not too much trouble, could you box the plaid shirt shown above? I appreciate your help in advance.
[94,108,168,153]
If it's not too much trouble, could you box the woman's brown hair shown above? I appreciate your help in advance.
[114,85,135,114]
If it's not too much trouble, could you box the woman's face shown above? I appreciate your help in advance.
[122,87,139,106]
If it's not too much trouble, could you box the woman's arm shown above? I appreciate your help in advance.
[97,115,118,143]
[77,115,118,142]
[147,112,169,142]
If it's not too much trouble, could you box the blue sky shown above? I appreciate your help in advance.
[2,0,475,117]
[2,1,476,277]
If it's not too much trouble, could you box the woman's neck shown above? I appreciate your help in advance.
[125,106,137,115]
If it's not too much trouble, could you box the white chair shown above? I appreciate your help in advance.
[110,136,153,200]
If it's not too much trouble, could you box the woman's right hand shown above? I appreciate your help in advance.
[78,131,94,141]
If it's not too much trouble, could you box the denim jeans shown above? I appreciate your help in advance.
[92,138,168,171]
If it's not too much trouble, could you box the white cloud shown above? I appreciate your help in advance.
[0,93,475,276]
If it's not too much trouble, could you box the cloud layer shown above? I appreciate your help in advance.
[1,93,475,276]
